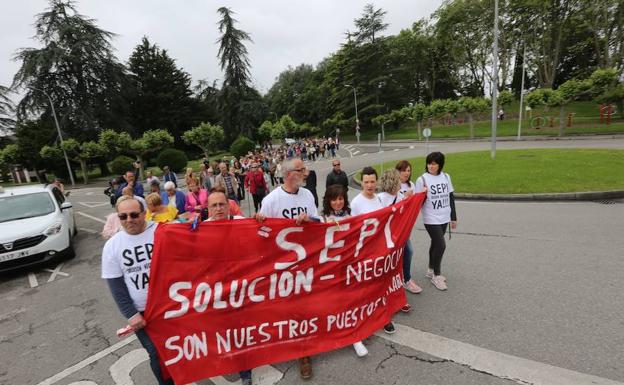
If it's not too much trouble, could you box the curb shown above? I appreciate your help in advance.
[341,133,624,145]
[348,172,624,202]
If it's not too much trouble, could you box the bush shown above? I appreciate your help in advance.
[156,148,188,173]
[229,137,255,158]
[110,155,135,175]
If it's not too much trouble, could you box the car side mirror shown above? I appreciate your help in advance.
[61,202,73,210]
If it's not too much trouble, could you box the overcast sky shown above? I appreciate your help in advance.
[1,0,443,99]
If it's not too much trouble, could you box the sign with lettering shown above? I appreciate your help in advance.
[144,193,425,384]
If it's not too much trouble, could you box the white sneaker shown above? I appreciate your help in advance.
[431,275,448,291]
[426,269,446,281]
[353,341,368,357]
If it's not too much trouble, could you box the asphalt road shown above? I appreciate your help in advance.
[1,137,623,385]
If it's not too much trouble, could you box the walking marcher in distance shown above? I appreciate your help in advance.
[320,185,368,357]
[160,181,186,214]
[255,158,317,379]
[116,170,144,199]
[215,162,239,203]
[303,166,319,208]
[101,197,174,385]
[350,166,397,335]
[245,163,268,213]
[325,159,348,191]
[162,166,177,188]
[414,152,458,291]
[395,160,424,296]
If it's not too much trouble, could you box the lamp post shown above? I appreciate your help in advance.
[490,0,499,160]
[29,87,75,186]
[517,42,527,141]
[344,84,360,144]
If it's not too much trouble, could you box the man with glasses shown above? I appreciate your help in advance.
[256,158,317,379]
[101,197,173,385]
[326,160,348,191]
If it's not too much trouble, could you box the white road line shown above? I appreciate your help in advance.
[377,323,624,385]
[36,336,137,385]
[393,148,400,152]
[28,272,38,288]
[79,202,110,208]
[78,227,99,234]
[409,146,415,149]
[44,263,69,283]
[353,150,361,155]
[76,211,106,224]
[110,348,148,385]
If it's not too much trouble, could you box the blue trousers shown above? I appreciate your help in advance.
[135,328,175,385]
[403,239,413,282]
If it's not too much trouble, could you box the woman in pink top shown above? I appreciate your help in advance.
[185,178,208,220]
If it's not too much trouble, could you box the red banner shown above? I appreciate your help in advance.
[144,193,425,384]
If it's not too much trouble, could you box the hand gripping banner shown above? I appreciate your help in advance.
[144,193,425,384]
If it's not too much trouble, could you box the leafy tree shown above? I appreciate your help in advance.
[429,99,449,126]
[459,97,489,138]
[497,90,514,108]
[278,115,298,137]
[127,37,194,139]
[257,120,274,142]
[271,121,287,140]
[41,139,105,184]
[182,122,225,158]
[0,85,15,134]
[216,7,254,141]
[12,0,128,140]
[353,3,388,45]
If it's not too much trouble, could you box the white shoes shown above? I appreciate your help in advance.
[353,341,368,357]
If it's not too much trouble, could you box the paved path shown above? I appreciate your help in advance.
[1,137,623,385]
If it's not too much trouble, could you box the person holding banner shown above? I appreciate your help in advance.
[256,157,317,379]
[414,152,458,291]
[205,189,253,384]
[351,166,397,334]
[395,160,423,295]
[320,185,369,357]
[101,197,174,385]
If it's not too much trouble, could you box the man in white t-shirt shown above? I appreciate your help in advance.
[101,198,173,385]
[255,158,316,379]
[350,166,397,335]
[205,189,252,384]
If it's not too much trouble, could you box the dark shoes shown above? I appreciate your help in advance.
[383,321,396,334]
[299,356,312,379]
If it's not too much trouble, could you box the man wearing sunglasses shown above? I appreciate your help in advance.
[325,160,348,191]
[101,197,172,385]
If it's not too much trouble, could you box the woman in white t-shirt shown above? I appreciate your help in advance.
[379,169,423,301]
[320,185,368,358]
[395,160,423,295]
[414,152,458,291]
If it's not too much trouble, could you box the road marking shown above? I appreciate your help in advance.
[110,348,148,385]
[28,272,38,288]
[79,202,110,208]
[43,263,69,283]
[393,148,399,152]
[67,382,97,385]
[353,151,360,155]
[377,323,624,385]
[76,211,107,224]
[86,192,94,196]
[409,146,415,149]
[36,336,137,385]
[78,227,99,234]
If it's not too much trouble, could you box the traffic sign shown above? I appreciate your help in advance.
[423,128,432,138]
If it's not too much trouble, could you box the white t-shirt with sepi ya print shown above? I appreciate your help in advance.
[415,172,454,225]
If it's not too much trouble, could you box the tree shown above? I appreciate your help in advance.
[12,0,128,140]
[127,37,194,139]
[216,7,254,141]
[278,115,298,137]
[353,3,388,45]
[554,78,591,135]
[182,122,225,158]
[498,90,514,109]
[257,120,274,143]
[41,139,105,184]
[459,97,490,138]
[0,85,15,134]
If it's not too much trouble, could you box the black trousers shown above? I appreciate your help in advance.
[424,223,448,276]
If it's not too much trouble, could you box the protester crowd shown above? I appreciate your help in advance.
[101,142,457,385]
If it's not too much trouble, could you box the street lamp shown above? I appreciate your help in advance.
[490,0,500,160]
[344,84,360,144]
[29,86,75,186]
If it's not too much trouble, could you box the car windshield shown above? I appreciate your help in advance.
[0,192,56,223]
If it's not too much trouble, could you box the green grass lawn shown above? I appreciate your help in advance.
[362,149,624,194]
[343,101,624,142]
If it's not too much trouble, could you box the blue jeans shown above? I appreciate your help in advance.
[403,239,413,282]
[135,328,175,385]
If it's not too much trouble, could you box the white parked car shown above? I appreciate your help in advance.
[284,138,296,145]
[0,184,76,273]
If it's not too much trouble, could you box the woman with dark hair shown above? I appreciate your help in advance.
[414,152,458,291]
[395,160,422,295]
[320,185,368,358]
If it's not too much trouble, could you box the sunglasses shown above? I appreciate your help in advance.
[333,163,340,166]
[118,212,141,220]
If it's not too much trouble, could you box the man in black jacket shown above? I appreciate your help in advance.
[325,160,348,191]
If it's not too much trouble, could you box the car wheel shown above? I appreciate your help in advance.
[65,231,76,260]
